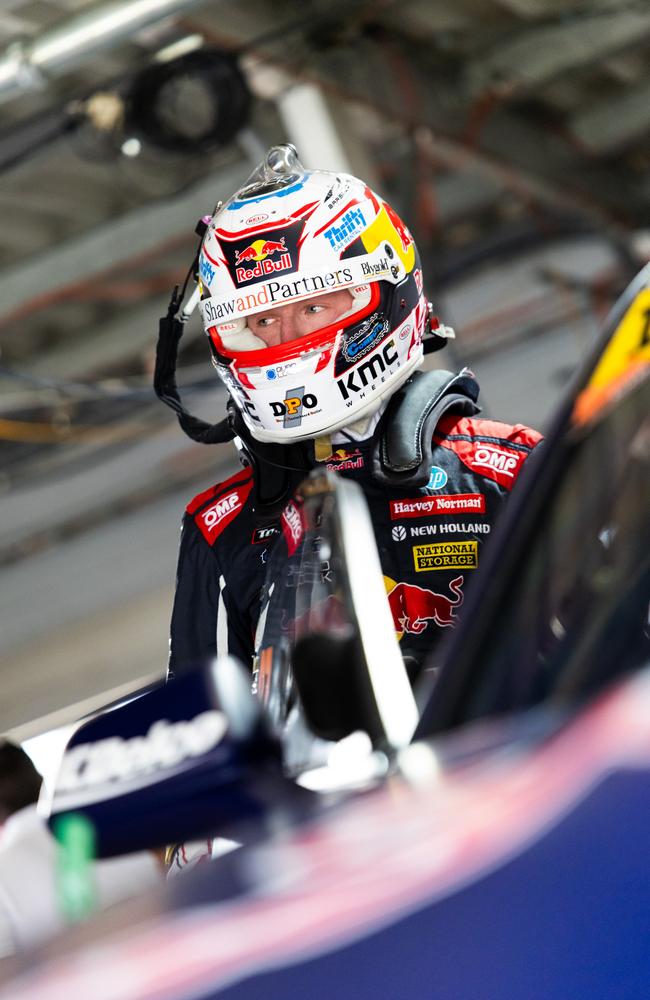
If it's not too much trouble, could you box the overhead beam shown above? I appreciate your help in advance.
[467,8,650,95]
[193,3,646,229]
[0,156,248,321]
[0,0,213,105]
[569,77,650,154]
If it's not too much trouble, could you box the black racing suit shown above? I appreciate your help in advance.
[168,411,542,679]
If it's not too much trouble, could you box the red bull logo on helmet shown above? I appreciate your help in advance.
[235,237,292,283]
[385,575,464,636]
[216,218,305,289]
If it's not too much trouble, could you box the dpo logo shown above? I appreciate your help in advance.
[270,387,318,428]
[472,446,520,478]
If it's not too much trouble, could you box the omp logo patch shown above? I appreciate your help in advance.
[390,494,486,519]
[413,540,478,572]
[282,501,304,556]
[196,479,253,543]
[471,446,521,478]
[202,492,241,530]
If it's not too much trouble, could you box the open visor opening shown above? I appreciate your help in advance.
[206,282,381,365]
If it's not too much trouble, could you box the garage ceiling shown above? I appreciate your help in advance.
[1,0,648,730]
[2,0,648,361]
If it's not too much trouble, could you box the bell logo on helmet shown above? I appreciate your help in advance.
[336,339,399,401]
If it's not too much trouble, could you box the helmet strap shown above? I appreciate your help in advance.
[154,227,235,446]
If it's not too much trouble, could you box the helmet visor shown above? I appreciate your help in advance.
[206,283,380,362]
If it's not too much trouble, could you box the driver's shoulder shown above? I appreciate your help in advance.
[184,466,255,547]
[434,413,543,450]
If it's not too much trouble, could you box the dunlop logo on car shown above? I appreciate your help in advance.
[413,540,478,572]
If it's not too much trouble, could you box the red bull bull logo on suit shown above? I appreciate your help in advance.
[384,575,464,636]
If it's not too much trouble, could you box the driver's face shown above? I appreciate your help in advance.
[248,289,353,347]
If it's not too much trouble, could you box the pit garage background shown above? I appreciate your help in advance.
[0,0,648,749]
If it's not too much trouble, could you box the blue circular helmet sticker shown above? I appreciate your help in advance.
[265,370,277,381]
[427,466,448,490]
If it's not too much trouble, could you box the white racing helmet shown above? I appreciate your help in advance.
[198,144,430,443]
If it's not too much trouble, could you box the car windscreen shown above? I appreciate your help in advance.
[421,369,649,730]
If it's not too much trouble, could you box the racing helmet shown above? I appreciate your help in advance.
[197,144,431,443]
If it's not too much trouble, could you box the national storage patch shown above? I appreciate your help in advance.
[413,540,478,572]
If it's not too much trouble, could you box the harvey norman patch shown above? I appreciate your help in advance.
[413,540,478,572]
[390,494,485,519]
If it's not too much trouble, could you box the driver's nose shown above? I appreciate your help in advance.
[279,313,301,343]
